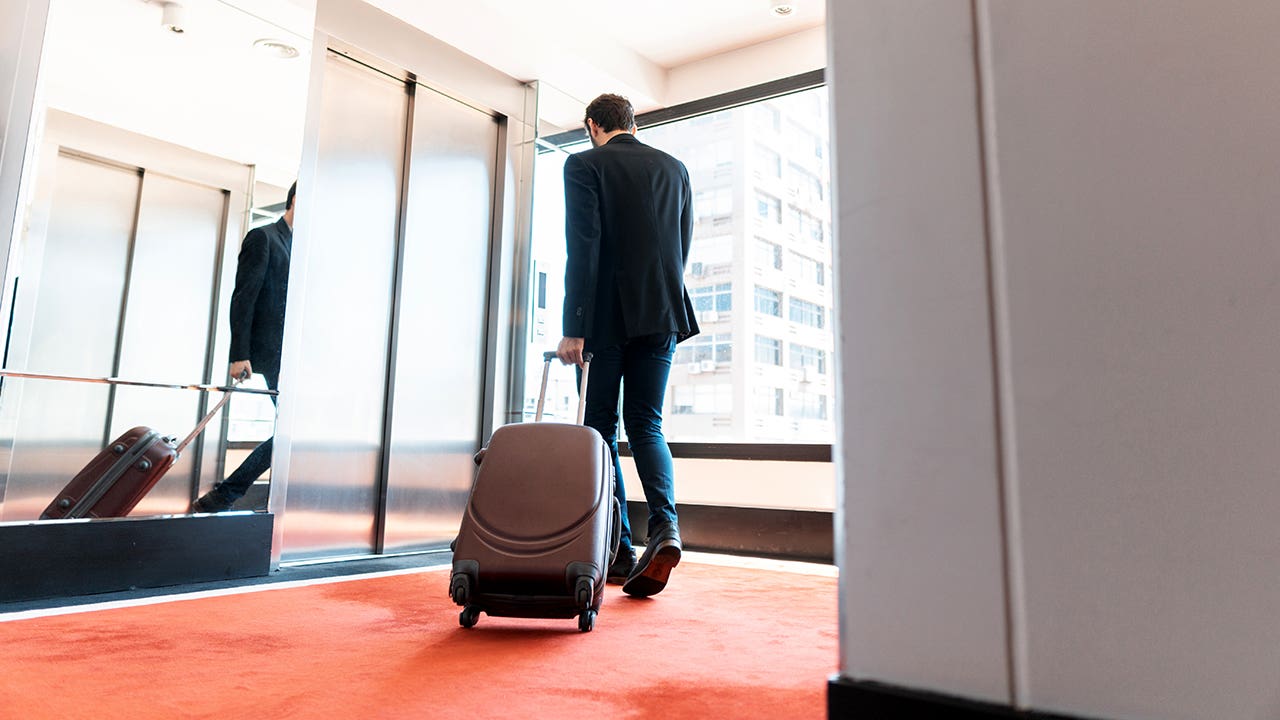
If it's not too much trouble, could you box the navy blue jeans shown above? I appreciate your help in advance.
[578,333,678,553]
[206,370,278,507]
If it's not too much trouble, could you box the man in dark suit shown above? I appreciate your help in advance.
[192,182,294,513]
[556,94,699,598]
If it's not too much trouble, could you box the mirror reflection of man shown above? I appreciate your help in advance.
[192,181,294,513]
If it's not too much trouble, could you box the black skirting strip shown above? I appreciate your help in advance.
[627,501,833,564]
[0,513,273,603]
[828,677,1110,720]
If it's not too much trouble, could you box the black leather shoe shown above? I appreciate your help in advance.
[607,547,636,585]
[191,493,231,514]
[622,524,681,598]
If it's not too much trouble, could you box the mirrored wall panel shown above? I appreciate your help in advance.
[0,0,315,521]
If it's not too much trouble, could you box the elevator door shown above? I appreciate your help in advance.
[280,53,407,559]
[0,154,139,519]
[110,173,228,516]
[382,87,499,553]
[280,50,501,562]
[0,153,231,520]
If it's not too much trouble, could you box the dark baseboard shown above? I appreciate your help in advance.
[627,501,833,563]
[828,677,1107,720]
[0,513,273,603]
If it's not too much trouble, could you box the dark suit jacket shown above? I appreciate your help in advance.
[562,133,699,348]
[228,217,291,377]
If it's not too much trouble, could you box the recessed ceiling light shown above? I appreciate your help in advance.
[253,38,300,60]
[152,0,186,34]
[772,3,796,16]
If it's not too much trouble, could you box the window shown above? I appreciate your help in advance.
[696,187,733,225]
[756,192,781,224]
[753,386,785,416]
[754,104,781,133]
[787,120,816,160]
[570,84,834,444]
[788,162,823,203]
[673,333,733,365]
[787,206,823,243]
[756,238,782,271]
[789,251,824,286]
[755,144,781,178]
[755,335,782,365]
[692,283,732,314]
[790,391,828,420]
[754,286,782,317]
[691,235,732,266]
[672,384,733,415]
[790,344,827,374]
[789,298,825,328]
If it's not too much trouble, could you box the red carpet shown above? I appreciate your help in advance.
[0,559,836,719]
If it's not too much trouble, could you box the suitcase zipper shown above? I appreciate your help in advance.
[64,430,162,519]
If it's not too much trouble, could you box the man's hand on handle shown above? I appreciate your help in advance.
[556,337,586,367]
[229,360,253,382]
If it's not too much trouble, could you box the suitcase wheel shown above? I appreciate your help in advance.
[574,576,593,611]
[459,605,481,629]
[577,609,596,633]
[450,574,472,606]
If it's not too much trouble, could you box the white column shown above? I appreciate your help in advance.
[828,0,1012,705]
[831,1,1280,717]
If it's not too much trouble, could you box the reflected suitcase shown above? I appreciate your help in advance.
[40,383,238,520]
[449,351,620,632]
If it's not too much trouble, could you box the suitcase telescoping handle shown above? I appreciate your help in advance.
[537,351,593,425]
[173,371,248,455]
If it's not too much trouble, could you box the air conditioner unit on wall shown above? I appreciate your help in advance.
[700,360,717,373]
[688,362,702,375]
[699,310,719,323]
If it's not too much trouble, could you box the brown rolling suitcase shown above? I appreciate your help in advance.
[40,383,239,520]
[449,351,620,632]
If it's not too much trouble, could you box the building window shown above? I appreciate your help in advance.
[790,343,827,374]
[787,206,823,243]
[755,335,782,365]
[672,384,734,415]
[692,282,732,314]
[753,386,785,416]
[756,144,781,178]
[790,391,828,420]
[756,238,782,271]
[756,192,781,224]
[788,162,824,203]
[696,186,733,225]
[754,286,782,317]
[674,333,733,365]
[789,298,824,328]
[789,251,824,286]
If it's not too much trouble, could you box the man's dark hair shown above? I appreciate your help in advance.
[584,94,635,133]
[286,181,297,211]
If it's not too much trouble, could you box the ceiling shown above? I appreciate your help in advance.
[38,0,313,188]
[363,0,824,112]
[34,0,824,185]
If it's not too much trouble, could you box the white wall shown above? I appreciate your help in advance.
[665,26,826,107]
[831,1,1280,718]
[828,0,1012,705]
